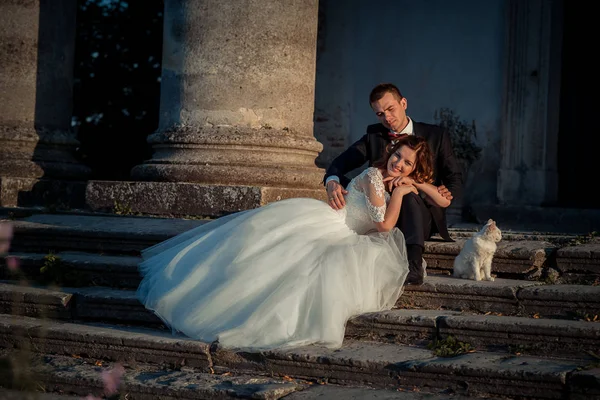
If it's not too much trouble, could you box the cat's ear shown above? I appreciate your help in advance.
[486,218,494,225]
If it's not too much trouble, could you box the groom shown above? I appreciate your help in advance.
[324,83,463,285]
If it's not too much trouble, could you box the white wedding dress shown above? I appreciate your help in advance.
[137,167,409,351]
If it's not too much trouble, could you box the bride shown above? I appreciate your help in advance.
[137,135,448,351]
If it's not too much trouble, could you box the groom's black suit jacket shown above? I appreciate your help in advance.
[323,121,463,241]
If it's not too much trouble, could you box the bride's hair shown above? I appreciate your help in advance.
[373,136,434,184]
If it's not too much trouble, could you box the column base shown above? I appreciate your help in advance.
[130,126,325,189]
[0,125,91,179]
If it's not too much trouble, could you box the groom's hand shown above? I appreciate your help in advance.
[437,185,453,201]
[326,180,348,210]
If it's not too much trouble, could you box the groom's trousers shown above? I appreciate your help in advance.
[396,192,432,246]
[396,193,432,284]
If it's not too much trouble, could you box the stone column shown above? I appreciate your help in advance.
[131,0,324,193]
[497,0,563,206]
[0,0,90,182]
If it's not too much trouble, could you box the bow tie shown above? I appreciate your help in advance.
[388,132,408,140]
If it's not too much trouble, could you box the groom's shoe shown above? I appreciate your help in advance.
[406,259,425,285]
[405,244,425,285]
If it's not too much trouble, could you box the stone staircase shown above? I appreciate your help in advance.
[0,210,599,399]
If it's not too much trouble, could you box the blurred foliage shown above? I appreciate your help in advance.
[73,0,164,180]
[434,108,482,167]
[39,253,86,286]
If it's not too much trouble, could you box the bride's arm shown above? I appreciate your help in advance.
[362,169,417,232]
[387,176,451,208]
[413,181,451,208]
[374,185,417,232]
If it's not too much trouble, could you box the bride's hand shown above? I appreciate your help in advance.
[392,184,418,197]
[383,176,415,192]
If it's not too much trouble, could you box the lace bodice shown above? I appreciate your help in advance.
[343,167,390,234]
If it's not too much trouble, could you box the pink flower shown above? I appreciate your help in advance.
[0,221,13,254]
[102,363,125,396]
[5,256,19,271]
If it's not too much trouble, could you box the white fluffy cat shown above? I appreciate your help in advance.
[453,219,502,281]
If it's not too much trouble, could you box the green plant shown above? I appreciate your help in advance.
[427,335,474,357]
[434,108,482,166]
[38,254,85,286]
[566,231,598,247]
[113,201,134,216]
[39,254,64,284]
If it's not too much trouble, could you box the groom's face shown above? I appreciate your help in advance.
[370,92,408,132]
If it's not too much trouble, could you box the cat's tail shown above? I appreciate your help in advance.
[452,261,475,280]
[453,269,467,279]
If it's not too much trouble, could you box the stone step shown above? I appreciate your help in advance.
[400,276,600,318]
[1,314,598,399]
[1,283,598,360]
[0,350,302,399]
[4,249,600,318]
[0,389,81,399]
[5,213,599,282]
[426,235,597,283]
[424,239,557,280]
[3,235,599,296]
[8,214,208,255]
[1,252,142,288]
[0,353,476,400]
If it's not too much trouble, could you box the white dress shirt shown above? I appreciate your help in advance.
[326,117,414,185]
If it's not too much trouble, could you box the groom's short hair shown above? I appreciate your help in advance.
[369,83,404,105]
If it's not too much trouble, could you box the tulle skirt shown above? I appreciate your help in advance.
[137,198,409,351]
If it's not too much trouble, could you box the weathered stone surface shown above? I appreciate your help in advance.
[0,389,80,400]
[132,127,324,187]
[86,180,327,218]
[73,286,163,325]
[556,239,600,284]
[4,284,599,363]
[569,368,600,399]
[556,238,600,259]
[517,284,600,316]
[258,340,433,387]
[400,352,578,399]
[0,314,593,399]
[398,276,543,314]
[0,0,89,180]
[0,177,89,209]
[257,340,581,398]
[132,0,325,189]
[0,282,73,319]
[12,213,204,238]
[0,315,211,369]
[1,252,143,288]
[8,214,205,254]
[283,385,472,399]
[439,314,600,359]
[346,309,460,345]
[8,353,302,400]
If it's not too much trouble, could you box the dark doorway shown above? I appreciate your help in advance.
[72,0,164,180]
[557,1,597,208]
